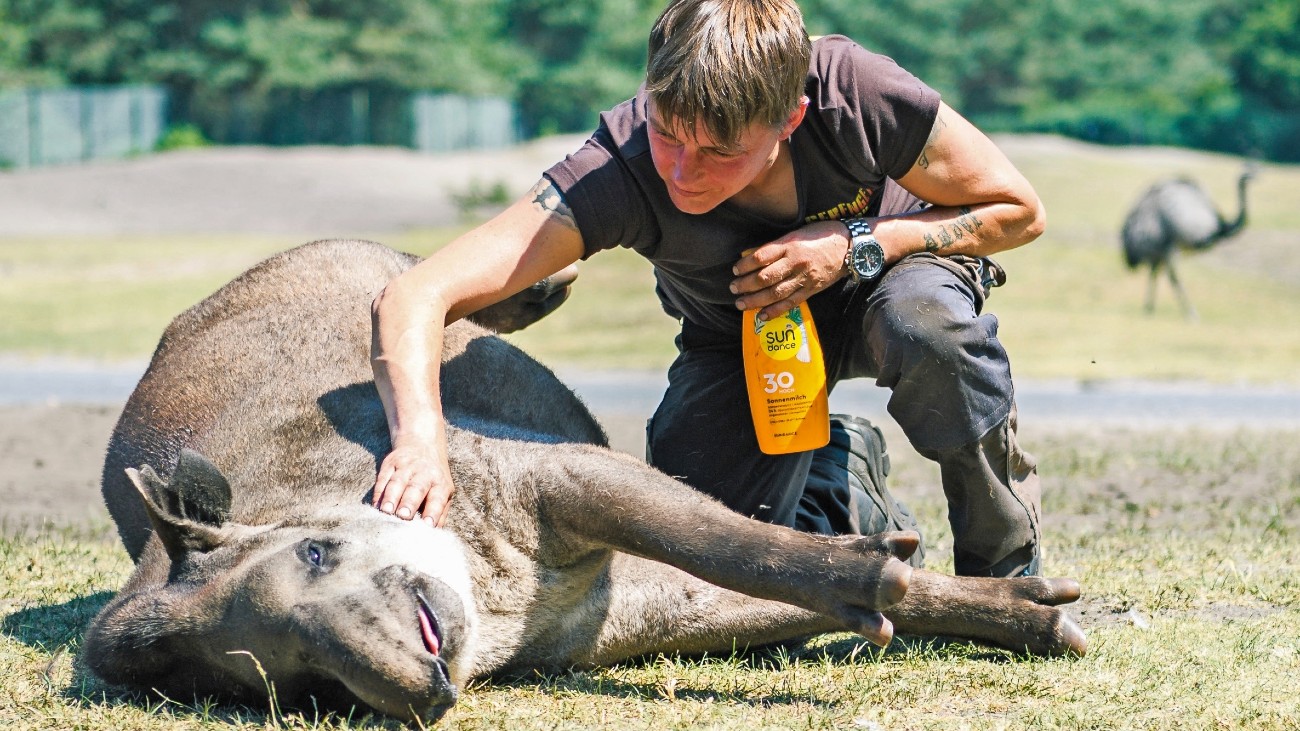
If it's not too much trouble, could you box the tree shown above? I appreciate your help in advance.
[505,0,661,135]
[0,0,58,86]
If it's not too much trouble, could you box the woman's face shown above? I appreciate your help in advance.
[646,100,804,215]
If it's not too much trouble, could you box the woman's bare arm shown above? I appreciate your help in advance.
[370,179,586,525]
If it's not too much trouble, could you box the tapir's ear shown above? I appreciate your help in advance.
[126,450,232,561]
[170,448,234,526]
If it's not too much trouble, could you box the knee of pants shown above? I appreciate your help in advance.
[864,262,1016,450]
[870,284,1002,388]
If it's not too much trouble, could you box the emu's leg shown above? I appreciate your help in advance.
[1165,256,1199,321]
[1145,261,1161,313]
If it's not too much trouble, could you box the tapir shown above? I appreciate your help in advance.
[84,239,1086,723]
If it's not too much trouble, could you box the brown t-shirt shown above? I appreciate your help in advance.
[543,34,941,334]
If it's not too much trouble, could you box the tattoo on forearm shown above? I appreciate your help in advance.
[529,179,578,231]
[916,111,949,170]
[953,206,983,235]
[923,207,984,253]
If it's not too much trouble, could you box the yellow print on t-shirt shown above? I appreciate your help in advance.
[804,187,873,223]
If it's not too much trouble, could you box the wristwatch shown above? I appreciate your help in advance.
[843,218,885,283]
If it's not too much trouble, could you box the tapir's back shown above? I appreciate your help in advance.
[102,239,603,561]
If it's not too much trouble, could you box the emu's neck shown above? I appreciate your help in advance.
[1216,172,1252,240]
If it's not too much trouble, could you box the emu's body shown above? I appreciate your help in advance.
[1121,167,1255,319]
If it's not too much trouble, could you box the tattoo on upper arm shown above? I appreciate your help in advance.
[916,110,949,171]
[529,179,578,231]
[924,206,983,253]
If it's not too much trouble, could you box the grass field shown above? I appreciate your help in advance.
[3,426,1298,730]
[2,136,1298,729]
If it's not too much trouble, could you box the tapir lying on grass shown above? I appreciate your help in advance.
[84,239,1086,723]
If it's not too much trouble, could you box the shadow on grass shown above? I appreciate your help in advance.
[482,632,1026,709]
[817,632,1022,663]
[1,590,113,651]
[65,684,413,730]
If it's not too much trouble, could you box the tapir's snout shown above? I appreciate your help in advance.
[197,514,480,723]
[297,568,469,722]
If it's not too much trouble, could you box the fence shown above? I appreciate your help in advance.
[0,86,167,169]
[1,85,518,169]
[198,88,517,152]
[411,94,517,152]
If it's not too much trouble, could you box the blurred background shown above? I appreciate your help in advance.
[5,7,1300,727]
[2,0,1298,161]
[0,0,1297,390]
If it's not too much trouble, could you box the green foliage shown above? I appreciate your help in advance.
[508,0,661,135]
[1,0,1299,158]
[450,178,512,219]
[155,122,210,151]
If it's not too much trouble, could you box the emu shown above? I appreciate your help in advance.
[1120,165,1256,319]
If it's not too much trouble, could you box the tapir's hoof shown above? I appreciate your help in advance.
[469,265,579,333]
[882,531,920,563]
[1055,613,1088,657]
[877,556,912,608]
[1023,577,1088,657]
[855,610,894,647]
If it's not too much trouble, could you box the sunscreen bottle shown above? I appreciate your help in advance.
[741,302,830,454]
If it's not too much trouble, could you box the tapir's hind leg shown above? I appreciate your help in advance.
[571,551,1085,667]
[509,443,914,645]
[514,443,1085,662]
[888,571,1087,657]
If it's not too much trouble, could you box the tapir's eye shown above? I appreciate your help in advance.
[299,541,328,570]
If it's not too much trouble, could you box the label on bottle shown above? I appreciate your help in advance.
[742,303,830,454]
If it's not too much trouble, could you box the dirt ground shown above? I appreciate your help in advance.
[0,136,590,238]
[0,402,651,533]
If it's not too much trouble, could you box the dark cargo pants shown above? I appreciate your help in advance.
[645,188,1041,578]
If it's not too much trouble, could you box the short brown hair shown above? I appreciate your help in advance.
[646,0,810,148]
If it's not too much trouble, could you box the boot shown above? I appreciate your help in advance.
[923,404,1040,577]
[797,414,925,567]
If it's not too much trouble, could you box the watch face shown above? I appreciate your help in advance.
[852,240,885,279]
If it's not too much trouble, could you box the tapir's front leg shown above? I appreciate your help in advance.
[532,445,916,646]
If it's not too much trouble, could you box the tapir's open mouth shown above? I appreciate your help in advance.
[414,590,443,657]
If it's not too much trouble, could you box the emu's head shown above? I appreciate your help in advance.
[84,449,478,723]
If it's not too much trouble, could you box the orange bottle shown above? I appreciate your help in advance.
[741,302,830,454]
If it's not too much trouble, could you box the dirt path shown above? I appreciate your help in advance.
[0,136,587,238]
[0,404,122,531]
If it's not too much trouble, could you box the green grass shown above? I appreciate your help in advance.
[0,229,470,360]
[3,426,1298,729]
